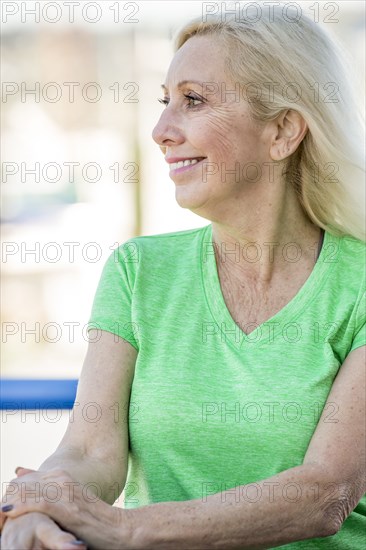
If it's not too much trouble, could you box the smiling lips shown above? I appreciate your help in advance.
[166,157,206,172]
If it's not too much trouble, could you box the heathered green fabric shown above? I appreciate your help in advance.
[88,223,366,549]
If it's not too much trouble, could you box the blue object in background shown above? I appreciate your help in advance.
[0,379,78,409]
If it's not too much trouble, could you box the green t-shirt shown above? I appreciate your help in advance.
[88,223,366,549]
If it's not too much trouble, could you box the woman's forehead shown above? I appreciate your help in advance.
[165,36,229,88]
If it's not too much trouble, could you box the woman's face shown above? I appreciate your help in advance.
[152,34,274,217]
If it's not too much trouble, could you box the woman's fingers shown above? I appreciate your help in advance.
[0,511,7,530]
[16,467,36,477]
[1,503,46,520]
[36,521,87,550]
[1,468,70,518]
[1,513,87,550]
[0,468,35,530]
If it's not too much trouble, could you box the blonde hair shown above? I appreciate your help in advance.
[173,6,365,241]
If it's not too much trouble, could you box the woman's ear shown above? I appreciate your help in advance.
[270,110,308,161]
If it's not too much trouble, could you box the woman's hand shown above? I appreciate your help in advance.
[1,512,87,550]
[1,467,87,550]
[0,467,32,530]
[1,469,133,550]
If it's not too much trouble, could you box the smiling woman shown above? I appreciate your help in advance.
[153,40,277,218]
[1,5,365,550]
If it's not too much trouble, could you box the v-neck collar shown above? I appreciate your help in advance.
[200,223,339,351]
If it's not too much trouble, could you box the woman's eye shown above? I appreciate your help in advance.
[157,95,203,108]
[184,94,202,107]
[158,97,169,106]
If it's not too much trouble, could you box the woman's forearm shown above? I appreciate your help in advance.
[37,446,125,504]
[126,464,343,550]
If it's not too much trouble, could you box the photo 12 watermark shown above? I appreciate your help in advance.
[1,1,140,25]
[1,400,140,424]
[201,319,342,345]
[201,478,346,504]
[1,478,141,506]
[201,400,339,424]
[201,2,340,24]
[1,82,139,104]
[1,240,140,264]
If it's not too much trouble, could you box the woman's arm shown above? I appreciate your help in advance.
[1,330,137,550]
[127,344,366,549]
[2,345,365,549]
[34,329,137,503]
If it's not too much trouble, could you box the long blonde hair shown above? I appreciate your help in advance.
[174,6,365,241]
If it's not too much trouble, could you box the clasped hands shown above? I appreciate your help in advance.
[1,467,132,550]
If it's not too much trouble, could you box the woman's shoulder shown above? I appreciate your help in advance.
[106,225,210,280]
[323,231,365,305]
[325,230,365,264]
[338,232,366,250]
[333,232,366,275]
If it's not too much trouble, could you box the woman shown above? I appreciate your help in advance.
[1,7,365,549]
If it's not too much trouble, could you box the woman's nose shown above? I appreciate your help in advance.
[152,108,184,148]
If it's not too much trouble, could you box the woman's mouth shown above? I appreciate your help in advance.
[169,157,206,175]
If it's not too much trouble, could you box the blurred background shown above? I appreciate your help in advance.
[1,0,365,490]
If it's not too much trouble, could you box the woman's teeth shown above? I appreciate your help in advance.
[170,158,201,171]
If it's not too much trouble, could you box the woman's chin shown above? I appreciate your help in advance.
[174,185,206,210]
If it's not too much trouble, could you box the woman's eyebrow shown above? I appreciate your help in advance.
[161,80,205,91]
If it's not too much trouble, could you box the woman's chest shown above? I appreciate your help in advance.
[217,265,313,335]
[128,338,339,500]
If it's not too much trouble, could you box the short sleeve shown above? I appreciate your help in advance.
[87,243,139,350]
[349,290,366,353]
